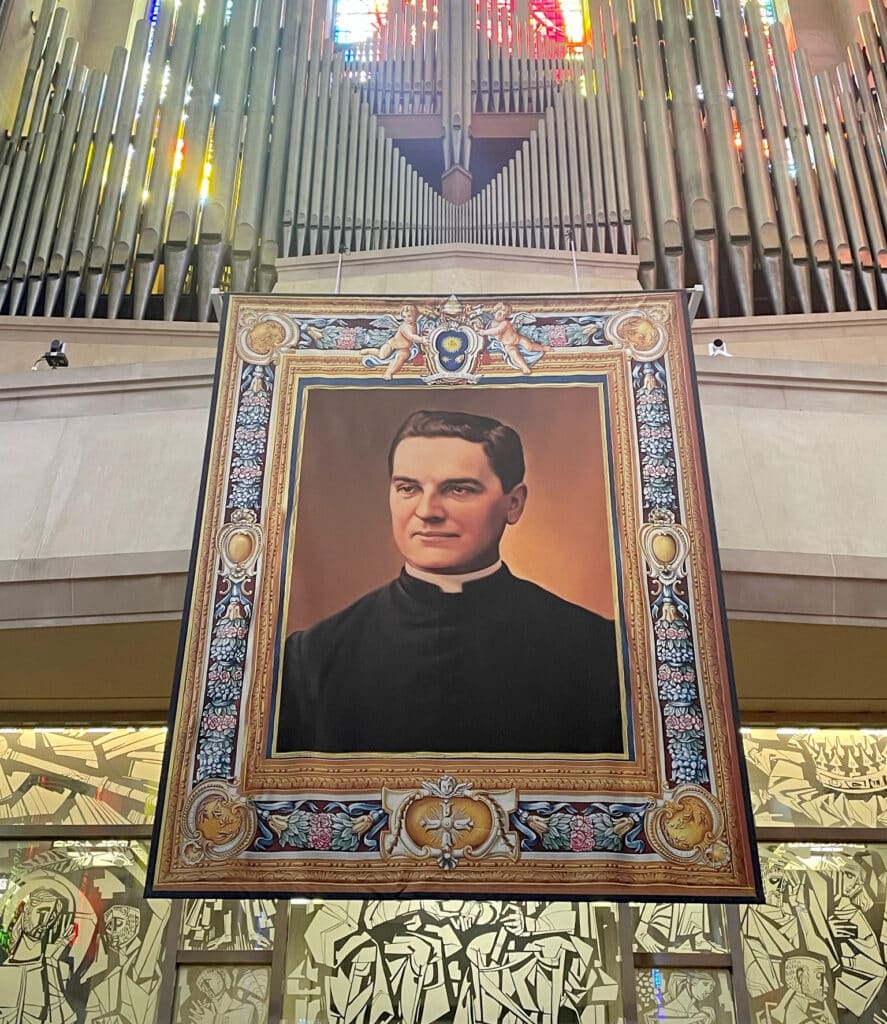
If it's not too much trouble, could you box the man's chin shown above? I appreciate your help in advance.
[409,560,466,574]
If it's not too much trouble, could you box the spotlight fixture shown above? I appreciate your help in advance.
[31,339,69,370]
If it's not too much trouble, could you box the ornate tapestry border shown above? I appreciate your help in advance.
[149,292,760,900]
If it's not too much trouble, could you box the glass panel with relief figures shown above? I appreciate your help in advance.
[743,843,887,1024]
[635,968,736,1024]
[632,902,729,954]
[284,899,623,1023]
[0,838,171,1024]
[179,897,277,951]
[742,727,887,829]
[172,965,271,1024]
[0,726,166,826]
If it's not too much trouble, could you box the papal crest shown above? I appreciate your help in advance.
[424,323,484,383]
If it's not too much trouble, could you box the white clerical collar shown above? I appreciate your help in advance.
[404,559,503,593]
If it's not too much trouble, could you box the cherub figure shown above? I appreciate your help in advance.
[478,302,550,374]
[375,303,426,379]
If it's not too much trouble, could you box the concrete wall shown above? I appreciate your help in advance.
[2,352,884,631]
[0,0,133,130]
[783,0,870,73]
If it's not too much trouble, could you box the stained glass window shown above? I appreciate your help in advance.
[742,727,887,829]
[0,727,166,827]
[0,839,171,1024]
[333,1,589,48]
[714,0,778,21]
[744,843,887,1022]
[284,899,624,1022]
[636,968,737,1023]
[334,0,389,45]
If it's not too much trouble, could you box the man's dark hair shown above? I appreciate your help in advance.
[388,410,525,491]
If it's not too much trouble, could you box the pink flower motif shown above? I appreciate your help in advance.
[339,327,356,350]
[309,812,333,849]
[203,713,237,732]
[570,816,596,852]
[549,325,568,347]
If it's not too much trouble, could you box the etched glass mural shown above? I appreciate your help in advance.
[283,899,623,1023]
[743,728,887,829]
[636,968,736,1023]
[3,727,887,1022]
[0,727,166,826]
[633,903,729,954]
[0,839,171,1024]
[743,843,887,1023]
[172,965,271,1024]
[180,897,277,950]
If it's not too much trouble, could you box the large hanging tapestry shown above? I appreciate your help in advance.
[149,292,759,899]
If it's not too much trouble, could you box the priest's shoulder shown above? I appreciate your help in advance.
[284,581,394,655]
[509,572,615,635]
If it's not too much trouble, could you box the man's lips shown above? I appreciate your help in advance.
[413,531,459,539]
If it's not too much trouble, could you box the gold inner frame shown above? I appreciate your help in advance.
[153,293,757,897]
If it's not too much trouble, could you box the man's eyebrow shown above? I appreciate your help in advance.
[441,477,485,487]
[390,475,485,487]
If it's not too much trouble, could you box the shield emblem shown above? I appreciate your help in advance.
[426,325,483,382]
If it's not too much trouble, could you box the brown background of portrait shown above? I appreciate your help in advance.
[285,384,617,634]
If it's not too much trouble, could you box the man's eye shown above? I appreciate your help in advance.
[448,485,474,496]
[395,484,417,495]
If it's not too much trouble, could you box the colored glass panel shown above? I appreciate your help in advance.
[636,967,737,1023]
[0,727,166,827]
[0,839,171,1024]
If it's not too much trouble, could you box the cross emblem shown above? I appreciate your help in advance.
[420,799,474,870]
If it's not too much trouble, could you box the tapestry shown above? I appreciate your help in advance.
[148,292,759,899]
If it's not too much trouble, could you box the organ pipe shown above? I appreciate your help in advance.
[1,0,887,320]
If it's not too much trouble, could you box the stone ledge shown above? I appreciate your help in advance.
[2,352,884,408]
[1,547,884,630]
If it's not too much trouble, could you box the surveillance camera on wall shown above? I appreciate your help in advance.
[708,338,732,357]
[31,339,69,370]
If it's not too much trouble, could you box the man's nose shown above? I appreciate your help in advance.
[415,489,444,520]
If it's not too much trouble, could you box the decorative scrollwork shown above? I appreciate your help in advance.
[236,310,300,365]
[182,780,257,865]
[605,308,669,360]
[645,784,730,868]
[382,775,517,870]
[217,509,263,583]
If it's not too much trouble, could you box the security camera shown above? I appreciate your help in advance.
[708,337,732,357]
[31,339,69,370]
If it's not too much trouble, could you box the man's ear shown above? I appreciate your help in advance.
[505,482,528,524]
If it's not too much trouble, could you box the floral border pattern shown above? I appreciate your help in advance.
[151,294,757,898]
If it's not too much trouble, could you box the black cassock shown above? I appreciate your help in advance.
[277,564,624,755]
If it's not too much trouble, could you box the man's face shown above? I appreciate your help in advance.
[389,436,526,574]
